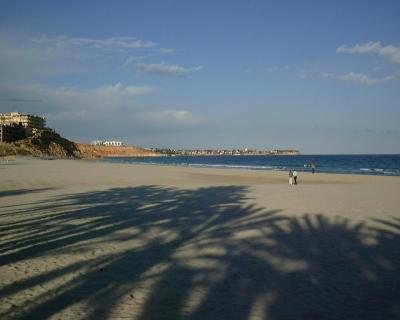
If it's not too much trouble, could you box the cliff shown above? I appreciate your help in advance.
[76,144,159,158]
[10,129,81,158]
[0,129,159,159]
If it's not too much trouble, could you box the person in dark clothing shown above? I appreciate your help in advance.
[293,170,298,184]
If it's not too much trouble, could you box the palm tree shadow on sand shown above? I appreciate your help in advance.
[0,185,399,320]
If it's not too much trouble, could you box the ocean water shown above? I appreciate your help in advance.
[103,154,400,176]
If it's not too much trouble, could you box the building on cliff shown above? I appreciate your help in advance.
[0,112,47,143]
[91,140,124,147]
[0,112,46,129]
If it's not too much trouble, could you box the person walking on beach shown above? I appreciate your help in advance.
[293,170,298,185]
[311,163,316,174]
[288,170,293,185]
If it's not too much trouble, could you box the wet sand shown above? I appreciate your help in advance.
[1,158,399,319]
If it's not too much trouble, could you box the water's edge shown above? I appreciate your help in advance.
[102,155,400,176]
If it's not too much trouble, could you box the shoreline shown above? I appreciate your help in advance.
[2,156,400,190]
[4,155,400,178]
[4,153,399,177]
[100,157,400,177]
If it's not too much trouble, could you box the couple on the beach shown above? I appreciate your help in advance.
[288,170,298,185]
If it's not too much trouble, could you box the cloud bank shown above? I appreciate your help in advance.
[135,62,204,77]
[124,56,147,65]
[135,110,203,127]
[322,72,395,85]
[0,83,205,141]
[337,41,400,64]
[265,65,289,73]
[159,48,176,53]
[32,35,155,51]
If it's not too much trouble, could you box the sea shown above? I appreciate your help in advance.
[103,154,400,176]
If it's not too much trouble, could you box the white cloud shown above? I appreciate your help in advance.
[94,83,155,96]
[124,56,147,65]
[322,72,396,85]
[32,35,155,51]
[1,34,194,85]
[159,48,175,53]
[122,85,154,95]
[265,67,279,73]
[337,41,400,64]
[135,110,203,127]
[296,69,308,79]
[265,65,308,79]
[135,62,204,77]
[265,65,289,73]
[1,83,155,115]
[0,33,207,144]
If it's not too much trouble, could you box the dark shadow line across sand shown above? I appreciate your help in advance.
[0,188,54,199]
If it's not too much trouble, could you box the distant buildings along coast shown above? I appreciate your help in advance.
[149,148,300,156]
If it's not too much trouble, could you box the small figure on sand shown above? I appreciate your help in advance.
[288,170,293,185]
[293,170,298,184]
[311,163,316,174]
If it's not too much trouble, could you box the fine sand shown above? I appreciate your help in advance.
[1,158,399,319]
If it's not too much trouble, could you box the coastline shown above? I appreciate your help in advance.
[1,157,399,319]
[102,154,400,177]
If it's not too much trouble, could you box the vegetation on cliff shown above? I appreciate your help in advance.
[0,129,80,158]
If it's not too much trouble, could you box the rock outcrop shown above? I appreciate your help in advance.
[13,129,81,158]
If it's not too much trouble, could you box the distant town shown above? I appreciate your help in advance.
[148,148,300,156]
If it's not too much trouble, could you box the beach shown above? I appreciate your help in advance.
[1,158,399,319]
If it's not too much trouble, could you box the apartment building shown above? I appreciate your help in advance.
[0,112,46,129]
[0,112,46,143]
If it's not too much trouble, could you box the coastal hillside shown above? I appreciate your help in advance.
[1,129,80,158]
[0,129,159,158]
[76,144,158,158]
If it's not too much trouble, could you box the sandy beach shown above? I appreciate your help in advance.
[1,158,399,319]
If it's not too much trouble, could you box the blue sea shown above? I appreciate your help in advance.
[103,155,400,176]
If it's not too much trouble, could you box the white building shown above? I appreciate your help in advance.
[104,140,123,146]
[91,140,123,147]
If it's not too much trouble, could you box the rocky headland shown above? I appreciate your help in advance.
[0,129,158,158]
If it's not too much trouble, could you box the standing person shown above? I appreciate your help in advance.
[293,170,298,185]
[288,170,293,185]
[311,163,316,174]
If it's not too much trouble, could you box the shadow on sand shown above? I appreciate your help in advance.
[0,185,399,319]
[0,188,53,198]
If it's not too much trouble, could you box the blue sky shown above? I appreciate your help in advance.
[0,0,399,153]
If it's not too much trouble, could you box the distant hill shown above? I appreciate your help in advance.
[0,129,159,158]
[76,143,158,158]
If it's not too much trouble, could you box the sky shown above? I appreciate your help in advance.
[0,0,399,154]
